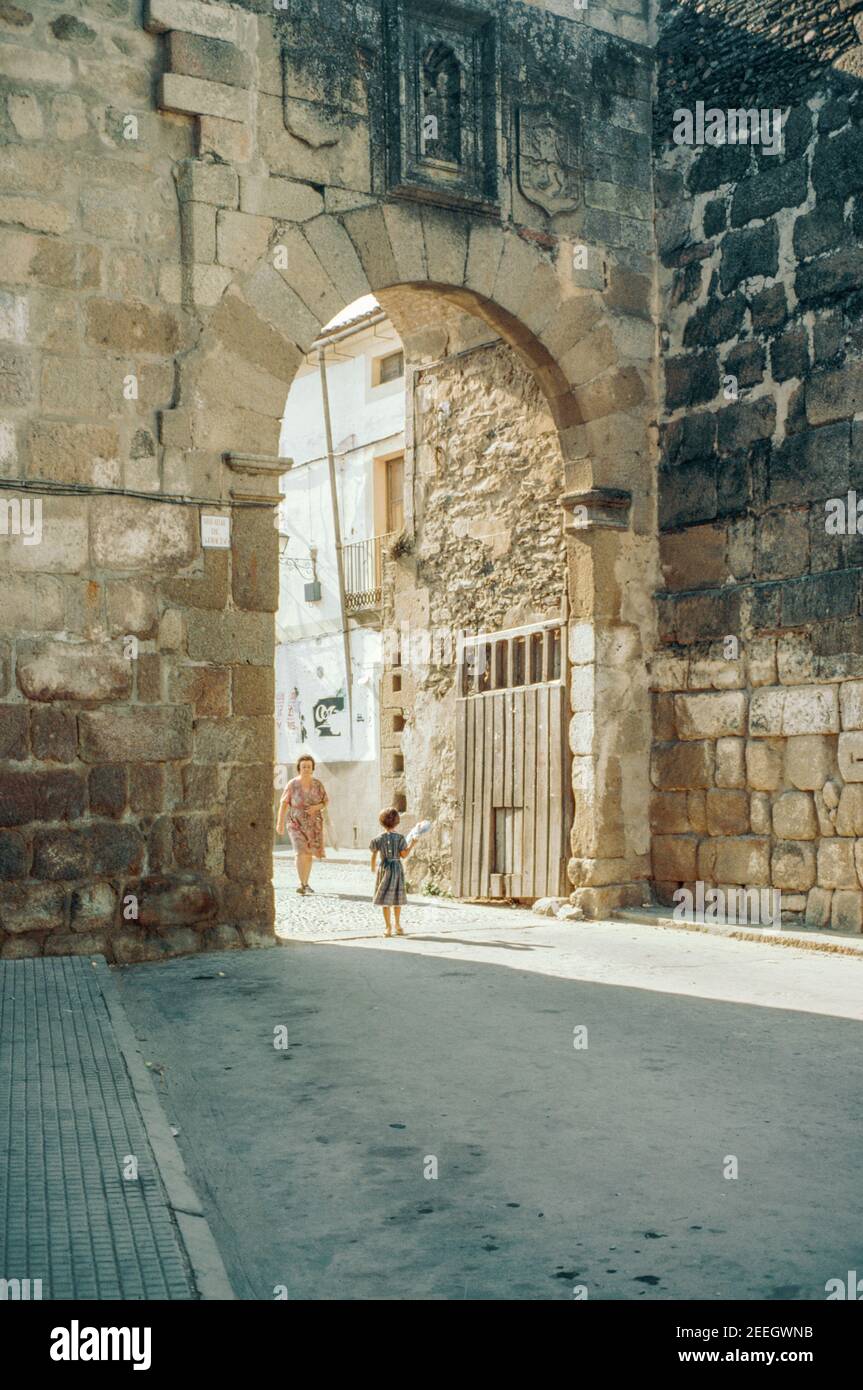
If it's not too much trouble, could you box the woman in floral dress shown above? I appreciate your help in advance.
[276,755,329,895]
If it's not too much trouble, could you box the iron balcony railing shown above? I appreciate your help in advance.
[342,533,394,611]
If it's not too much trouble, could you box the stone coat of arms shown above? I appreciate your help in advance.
[516,103,581,217]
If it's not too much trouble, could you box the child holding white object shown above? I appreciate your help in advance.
[370,808,414,937]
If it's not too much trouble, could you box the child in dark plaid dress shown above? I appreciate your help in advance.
[370,808,414,937]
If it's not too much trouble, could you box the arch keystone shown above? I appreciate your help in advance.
[420,205,469,288]
[465,218,505,300]
[381,202,428,284]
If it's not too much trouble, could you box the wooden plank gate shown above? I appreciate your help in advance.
[452,619,573,902]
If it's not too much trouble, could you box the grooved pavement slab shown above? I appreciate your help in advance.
[0,956,195,1300]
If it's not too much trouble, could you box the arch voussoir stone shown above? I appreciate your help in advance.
[381,202,429,283]
[490,231,553,330]
[420,205,470,288]
[301,215,371,311]
[271,224,346,330]
[207,287,305,387]
[339,204,400,293]
[464,219,506,301]
[244,261,324,354]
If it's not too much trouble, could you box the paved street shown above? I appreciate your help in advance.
[111,856,863,1301]
[0,958,195,1300]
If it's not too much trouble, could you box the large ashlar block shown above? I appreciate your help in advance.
[194,345,286,418]
[160,73,250,124]
[776,633,816,686]
[568,712,594,756]
[772,790,817,840]
[651,835,697,881]
[855,839,863,889]
[783,685,840,735]
[176,159,239,208]
[836,784,863,836]
[698,836,770,886]
[771,841,816,891]
[232,508,279,613]
[748,686,784,737]
[784,734,835,790]
[570,665,594,713]
[167,31,251,90]
[650,791,690,834]
[181,202,217,263]
[91,497,198,571]
[838,731,863,782]
[805,886,832,928]
[423,205,470,290]
[715,737,745,788]
[240,177,323,221]
[705,788,749,835]
[687,789,707,832]
[648,650,688,692]
[830,890,863,933]
[840,681,863,730]
[199,116,253,164]
[650,740,714,789]
[750,791,772,834]
[687,648,744,691]
[653,693,674,741]
[0,576,64,635]
[674,690,746,739]
[747,636,777,687]
[207,290,303,384]
[195,717,272,765]
[749,685,839,736]
[2,496,88,573]
[817,837,858,889]
[146,0,239,44]
[745,738,783,791]
[189,265,233,306]
[187,609,272,665]
[216,210,273,272]
[569,622,596,666]
[79,707,193,763]
[17,641,131,704]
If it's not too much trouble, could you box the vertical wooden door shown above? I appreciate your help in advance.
[452,621,572,901]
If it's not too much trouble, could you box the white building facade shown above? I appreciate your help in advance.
[275,298,405,849]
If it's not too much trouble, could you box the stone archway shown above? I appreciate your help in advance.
[0,0,658,959]
[165,188,656,925]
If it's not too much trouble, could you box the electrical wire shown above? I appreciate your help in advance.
[0,476,276,509]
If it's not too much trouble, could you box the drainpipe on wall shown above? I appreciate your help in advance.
[318,346,354,748]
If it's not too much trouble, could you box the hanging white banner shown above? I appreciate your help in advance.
[275,630,379,765]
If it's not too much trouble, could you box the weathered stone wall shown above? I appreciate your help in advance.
[1,0,658,955]
[383,328,567,891]
[652,1,863,930]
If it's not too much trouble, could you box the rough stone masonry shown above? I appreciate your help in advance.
[653,0,863,933]
[0,0,860,958]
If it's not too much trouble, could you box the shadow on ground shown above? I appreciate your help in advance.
[114,943,863,1301]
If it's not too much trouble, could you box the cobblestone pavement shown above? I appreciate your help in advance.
[0,957,195,1300]
[274,849,537,941]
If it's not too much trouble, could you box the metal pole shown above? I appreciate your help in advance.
[318,346,354,747]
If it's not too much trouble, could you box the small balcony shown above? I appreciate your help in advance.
[343,533,394,613]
